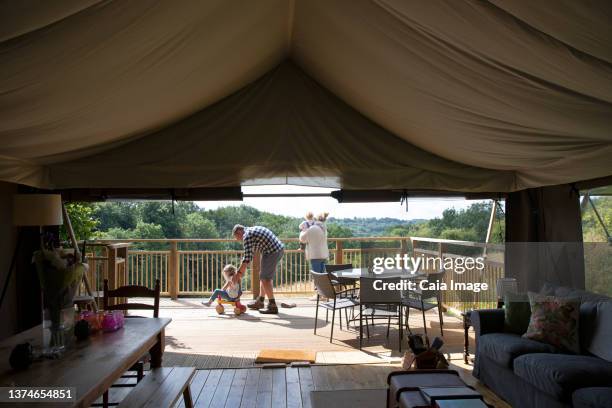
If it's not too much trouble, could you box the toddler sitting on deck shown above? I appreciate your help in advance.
[202,264,242,306]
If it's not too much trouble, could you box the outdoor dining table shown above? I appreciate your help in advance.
[0,317,171,407]
[331,267,427,351]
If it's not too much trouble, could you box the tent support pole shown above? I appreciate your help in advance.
[62,202,98,312]
[483,200,497,258]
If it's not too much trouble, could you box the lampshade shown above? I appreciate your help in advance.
[13,194,63,226]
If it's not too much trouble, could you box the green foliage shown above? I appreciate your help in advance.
[93,202,137,230]
[331,217,423,236]
[326,223,353,238]
[68,200,510,250]
[582,196,612,296]
[383,201,505,243]
[582,196,612,243]
[61,203,100,242]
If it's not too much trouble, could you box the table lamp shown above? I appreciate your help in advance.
[0,194,63,309]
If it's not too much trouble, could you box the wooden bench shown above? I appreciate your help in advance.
[118,367,196,408]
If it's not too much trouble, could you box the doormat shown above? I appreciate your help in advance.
[255,349,317,364]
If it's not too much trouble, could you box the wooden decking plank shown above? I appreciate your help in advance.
[285,367,302,408]
[195,369,223,407]
[178,370,211,408]
[310,365,332,392]
[297,367,313,408]
[241,352,257,367]
[210,369,236,408]
[205,354,223,369]
[224,368,248,407]
[271,368,287,408]
[256,368,273,408]
[217,354,235,369]
[239,368,261,408]
[143,367,195,408]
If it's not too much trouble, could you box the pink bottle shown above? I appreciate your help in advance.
[101,312,120,332]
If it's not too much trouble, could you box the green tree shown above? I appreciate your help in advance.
[61,203,99,241]
[93,202,138,231]
[181,213,221,249]
[582,196,611,243]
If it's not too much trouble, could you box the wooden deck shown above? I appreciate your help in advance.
[153,297,474,366]
[97,297,511,407]
[101,365,510,408]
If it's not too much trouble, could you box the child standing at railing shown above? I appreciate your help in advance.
[202,264,242,306]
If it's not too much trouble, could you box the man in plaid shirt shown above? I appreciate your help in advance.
[232,225,284,314]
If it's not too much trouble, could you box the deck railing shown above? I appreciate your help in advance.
[86,236,504,311]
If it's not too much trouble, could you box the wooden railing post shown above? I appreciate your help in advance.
[169,241,179,300]
[438,242,444,268]
[400,238,408,257]
[336,240,344,264]
[252,253,261,299]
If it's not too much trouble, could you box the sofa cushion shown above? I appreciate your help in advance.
[523,292,581,353]
[478,333,557,368]
[503,292,531,334]
[572,387,612,408]
[514,354,612,401]
[585,301,612,362]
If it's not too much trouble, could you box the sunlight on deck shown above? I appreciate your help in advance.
[146,297,476,368]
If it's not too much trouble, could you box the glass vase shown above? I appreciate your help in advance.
[42,305,75,357]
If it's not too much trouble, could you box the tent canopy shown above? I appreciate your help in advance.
[1,0,611,192]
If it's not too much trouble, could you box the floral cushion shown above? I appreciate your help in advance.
[523,292,581,353]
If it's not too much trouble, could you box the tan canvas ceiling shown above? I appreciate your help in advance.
[1,0,611,192]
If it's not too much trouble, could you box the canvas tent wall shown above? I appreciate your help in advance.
[2,1,612,339]
[1,0,611,192]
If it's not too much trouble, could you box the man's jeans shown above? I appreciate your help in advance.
[310,259,326,273]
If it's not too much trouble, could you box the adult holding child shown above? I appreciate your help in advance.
[299,212,329,272]
[232,224,284,314]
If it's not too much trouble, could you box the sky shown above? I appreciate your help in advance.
[196,185,484,220]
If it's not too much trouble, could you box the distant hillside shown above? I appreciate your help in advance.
[330,217,426,237]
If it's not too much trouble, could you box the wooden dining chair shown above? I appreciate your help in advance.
[97,279,160,407]
[103,279,160,317]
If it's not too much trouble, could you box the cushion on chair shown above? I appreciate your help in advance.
[572,387,612,408]
[513,354,612,401]
[478,333,557,368]
[321,298,358,310]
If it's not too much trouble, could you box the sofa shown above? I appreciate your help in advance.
[472,286,612,408]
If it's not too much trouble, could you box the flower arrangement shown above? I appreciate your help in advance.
[33,236,86,354]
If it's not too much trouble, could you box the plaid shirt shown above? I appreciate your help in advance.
[241,226,284,263]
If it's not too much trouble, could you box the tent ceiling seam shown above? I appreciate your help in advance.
[484,0,612,69]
